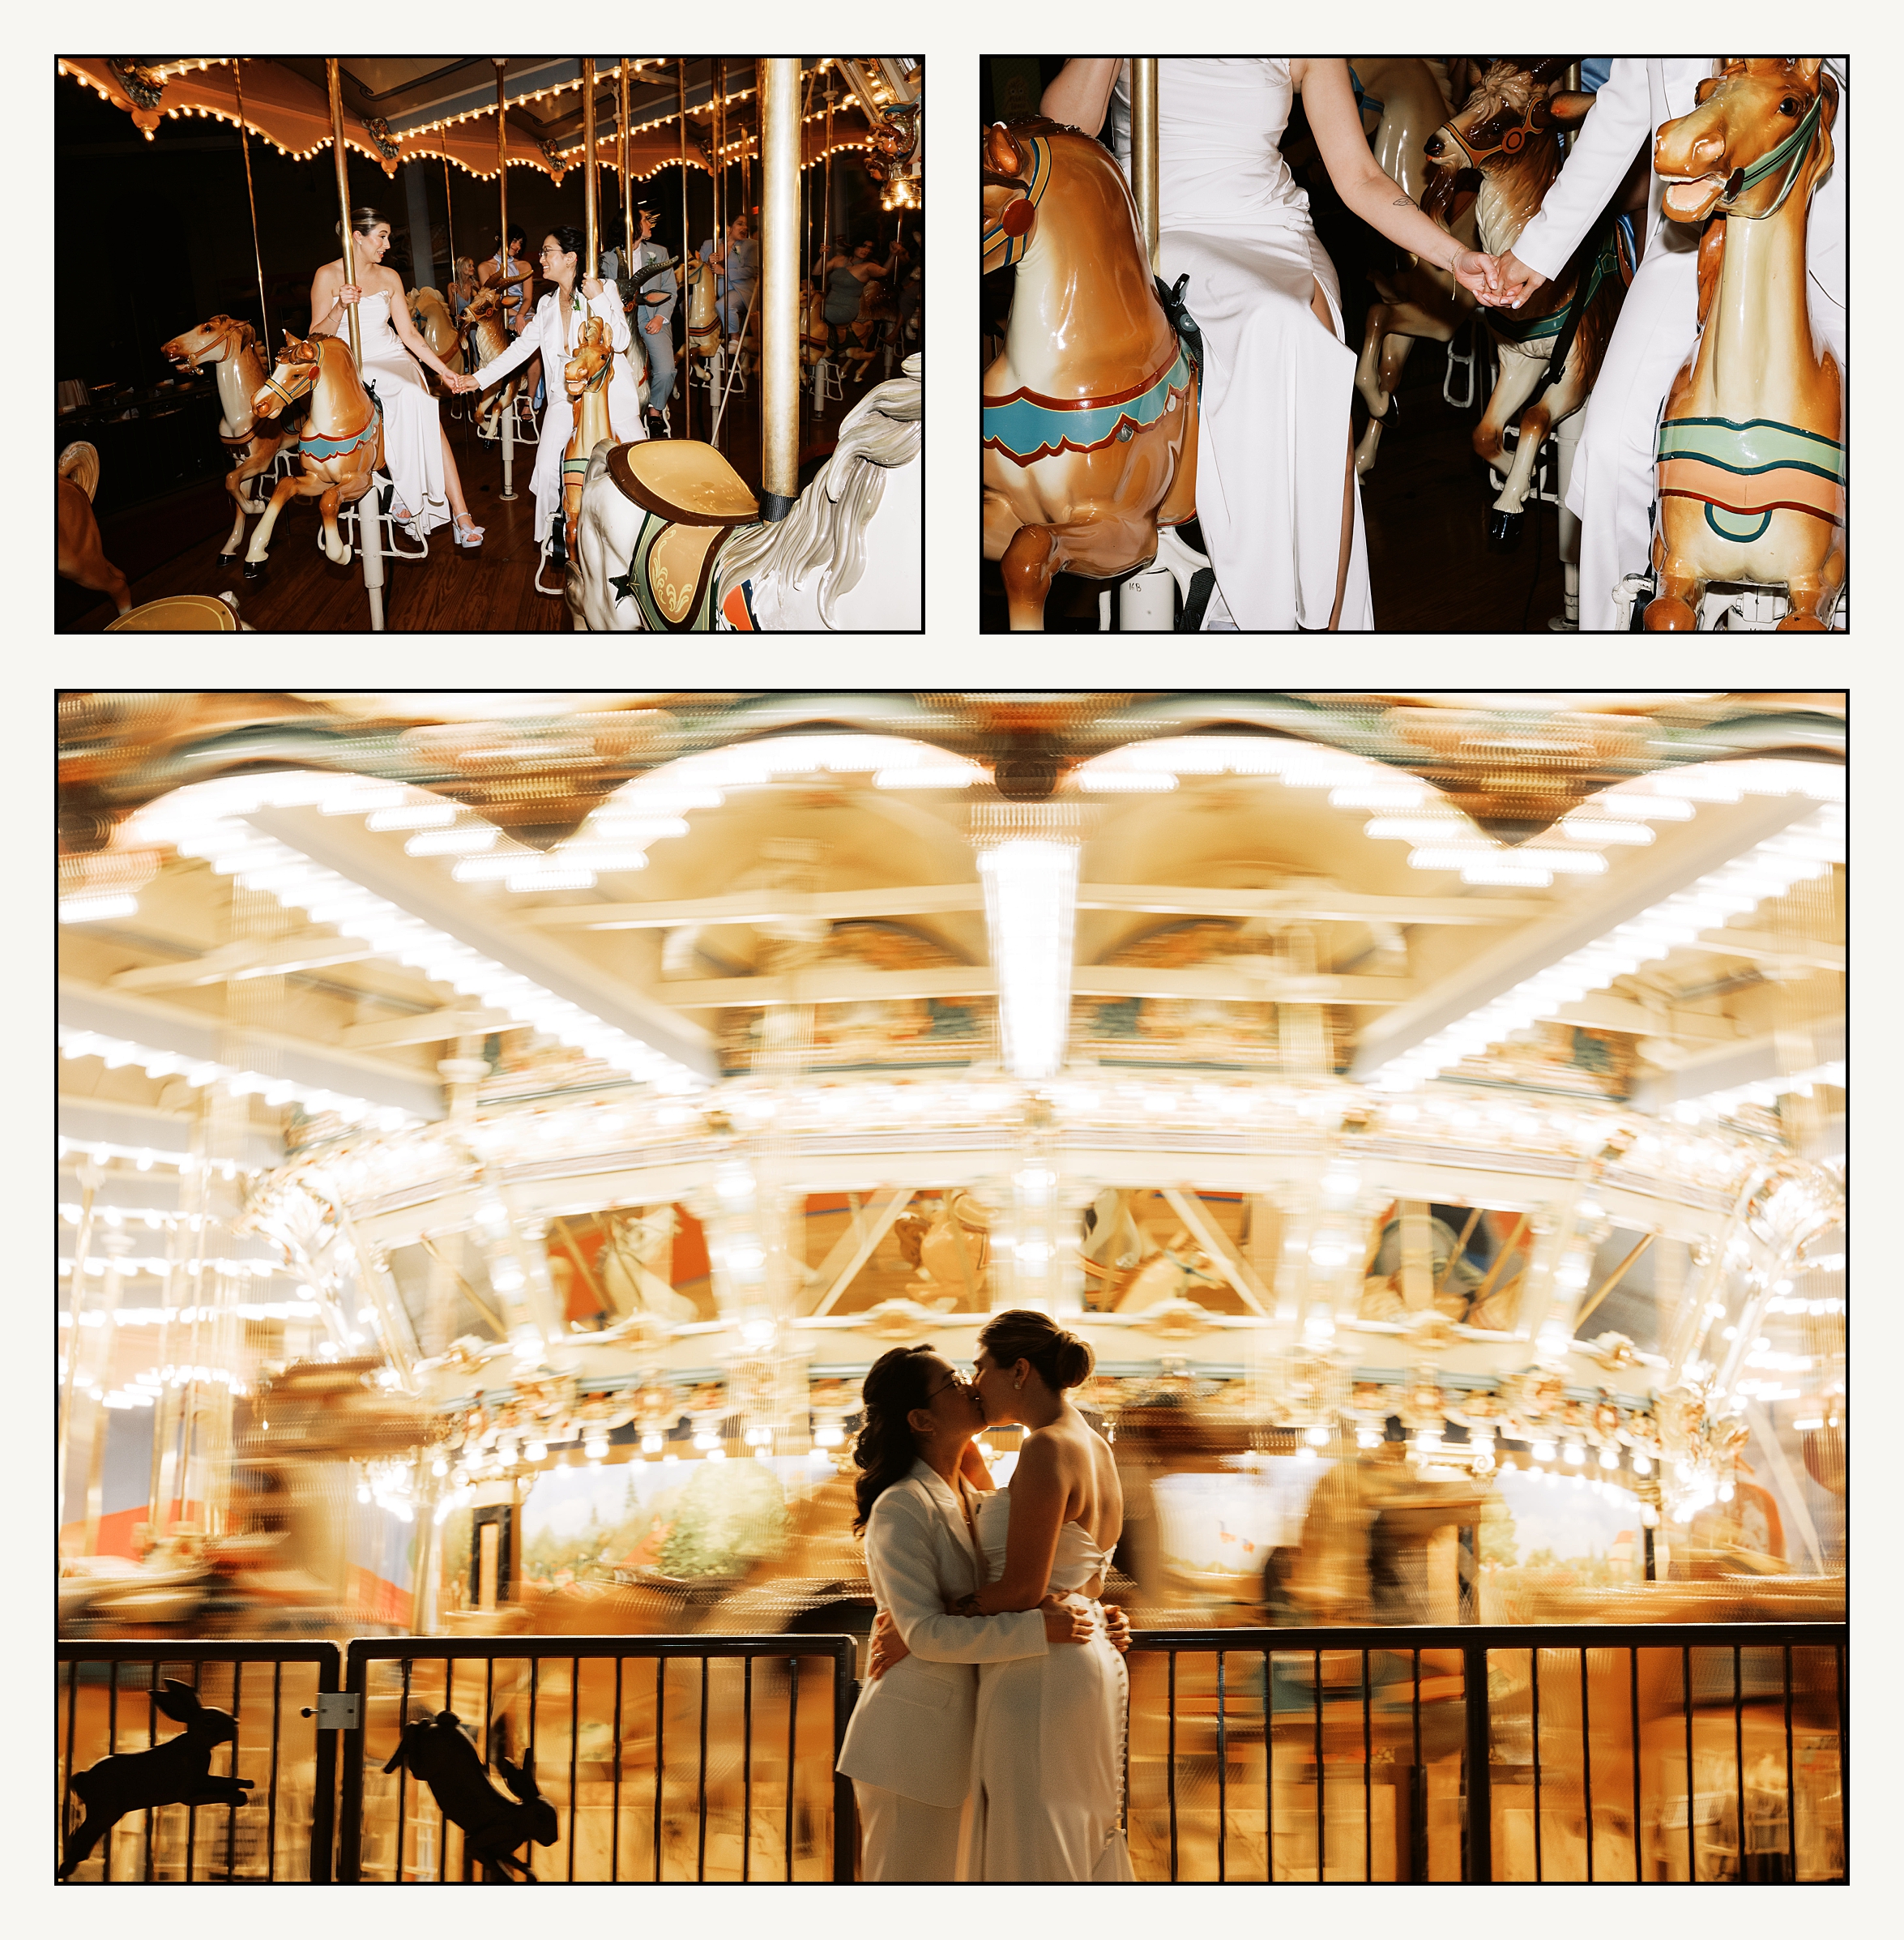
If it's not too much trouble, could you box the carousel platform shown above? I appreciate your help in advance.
[57,357,891,634]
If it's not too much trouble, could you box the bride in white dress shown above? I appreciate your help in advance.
[1041,58,1505,630]
[958,1310,1133,1881]
[309,207,486,548]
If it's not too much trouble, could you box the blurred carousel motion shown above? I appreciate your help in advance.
[56,690,1845,1882]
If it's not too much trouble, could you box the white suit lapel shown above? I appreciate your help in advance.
[911,1460,982,1592]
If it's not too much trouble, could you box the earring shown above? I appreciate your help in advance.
[1014,1375,1024,1392]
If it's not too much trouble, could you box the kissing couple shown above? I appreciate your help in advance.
[836,1309,1135,1881]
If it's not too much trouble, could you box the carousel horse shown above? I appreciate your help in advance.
[406,286,464,383]
[567,353,921,631]
[1422,58,1632,549]
[800,284,832,367]
[460,280,526,438]
[559,316,617,561]
[242,331,384,575]
[683,256,721,381]
[1646,58,1844,630]
[56,442,131,614]
[159,313,302,558]
[1349,58,1479,476]
[981,118,1200,631]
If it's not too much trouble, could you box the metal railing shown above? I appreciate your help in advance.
[1124,1623,1847,1883]
[56,1622,1845,1884]
[56,1640,343,1883]
[336,1634,859,1883]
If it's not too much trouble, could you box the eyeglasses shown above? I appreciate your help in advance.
[924,1373,970,1402]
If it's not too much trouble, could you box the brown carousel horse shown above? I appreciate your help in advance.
[158,314,301,558]
[981,117,1200,631]
[559,316,620,562]
[56,442,131,614]
[406,286,464,386]
[241,332,384,575]
[1646,58,1844,630]
[459,276,530,437]
[1349,58,1478,476]
[1421,58,1633,549]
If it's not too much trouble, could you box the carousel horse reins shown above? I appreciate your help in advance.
[1713,87,1825,219]
[981,132,1054,269]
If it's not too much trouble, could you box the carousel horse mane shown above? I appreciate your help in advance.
[716,354,921,624]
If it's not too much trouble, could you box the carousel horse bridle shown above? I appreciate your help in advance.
[981,132,1053,268]
[1434,58,1573,169]
[1710,82,1825,220]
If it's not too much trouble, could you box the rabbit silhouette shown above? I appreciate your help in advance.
[59,1679,251,1881]
[383,1711,558,1882]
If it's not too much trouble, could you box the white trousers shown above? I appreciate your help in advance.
[854,1781,967,1882]
[1569,233,1850,631]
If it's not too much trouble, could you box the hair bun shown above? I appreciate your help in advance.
[1052,1329,1095,1391]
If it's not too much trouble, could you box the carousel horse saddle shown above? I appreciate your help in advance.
[603,440,761,631]
[1656,414,1846,539]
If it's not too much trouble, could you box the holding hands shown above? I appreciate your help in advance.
[1491,249,1548,310]
[1449,248,1509,305]
[865,1596,1133,1681]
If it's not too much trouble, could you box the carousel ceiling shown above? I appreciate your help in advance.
[57,692,1843,1516]
[58,56,901,182]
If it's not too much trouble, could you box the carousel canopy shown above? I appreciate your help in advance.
[58,56,905,182]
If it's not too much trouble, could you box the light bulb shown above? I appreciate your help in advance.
[1304,1425,1330,1447]
[1531,1441,1556,1463]
[1563,1442,1586,1465]
[641,1433,664,1454]
[1599,1447,1619,1471]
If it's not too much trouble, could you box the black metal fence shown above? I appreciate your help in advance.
[55,1640,343,1882]
[56,1622,1846,1884]
[336,1634,859,1883]
[1125,1624,1847,1882]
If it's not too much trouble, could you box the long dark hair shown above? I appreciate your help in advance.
[978,1309,1094,1392]
[851,1345,940,1532]
[544,225,587,270]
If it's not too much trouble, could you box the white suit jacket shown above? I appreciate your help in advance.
[1514,58,1844,324]
[835,1460,1046,1809]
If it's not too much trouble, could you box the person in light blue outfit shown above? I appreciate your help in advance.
[605,203,679,434]
[699,212,759,334]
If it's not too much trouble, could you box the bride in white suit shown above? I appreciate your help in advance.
[836,1345,1111,1881]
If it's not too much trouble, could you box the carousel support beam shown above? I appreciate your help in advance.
[619,58,633,284]
[1129,58,1160,275]
[1347,796,1826,1084]
[496,58,516,501]
[526,882,1548,931]
[244,805,719,1079]
[760,56,800,519]
[656,964,1415,1009]
[1629,1013,1844,1117]
[232,60,272,349]
[327,58,385,630]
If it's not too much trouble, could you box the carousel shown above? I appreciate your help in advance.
[58,691,1845,1654]
[54,57,922,633]
[980,58,1846,633]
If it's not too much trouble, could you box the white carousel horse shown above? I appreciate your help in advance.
[566,353,921,631]
[56,442,131,614]
[683,255,721,385]
[158,313,302,557]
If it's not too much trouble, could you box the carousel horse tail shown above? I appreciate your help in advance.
[58,442,102,502]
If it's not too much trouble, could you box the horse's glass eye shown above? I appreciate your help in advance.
[1778,97,1801,116]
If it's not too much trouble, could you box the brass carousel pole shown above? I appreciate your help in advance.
[495,58,515,500]
[232,60,272,349]
[326,58,384,630]
[583,57,600,284]
[760,57,799,521]
[678,57,691,438]
[1130,58,1159,275]
[619,58,633,285]
[442,148,457,282]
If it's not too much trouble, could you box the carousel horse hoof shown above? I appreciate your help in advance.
[242,558,266,580]
[1178,566,1218,633]
[1641,594,1698,631]
[1486,508,1524,553]
[1776,613,1828,631]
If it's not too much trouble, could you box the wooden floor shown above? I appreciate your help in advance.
[980,342,1572,634]
[59,357,894,634]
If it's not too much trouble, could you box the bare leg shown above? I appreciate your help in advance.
[1312,278,1355,631]
[437,426,474,525]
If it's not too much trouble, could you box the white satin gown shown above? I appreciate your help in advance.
[352,290,450,536]
[1110,57,1373,630]
[967,1491,1134,1881]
